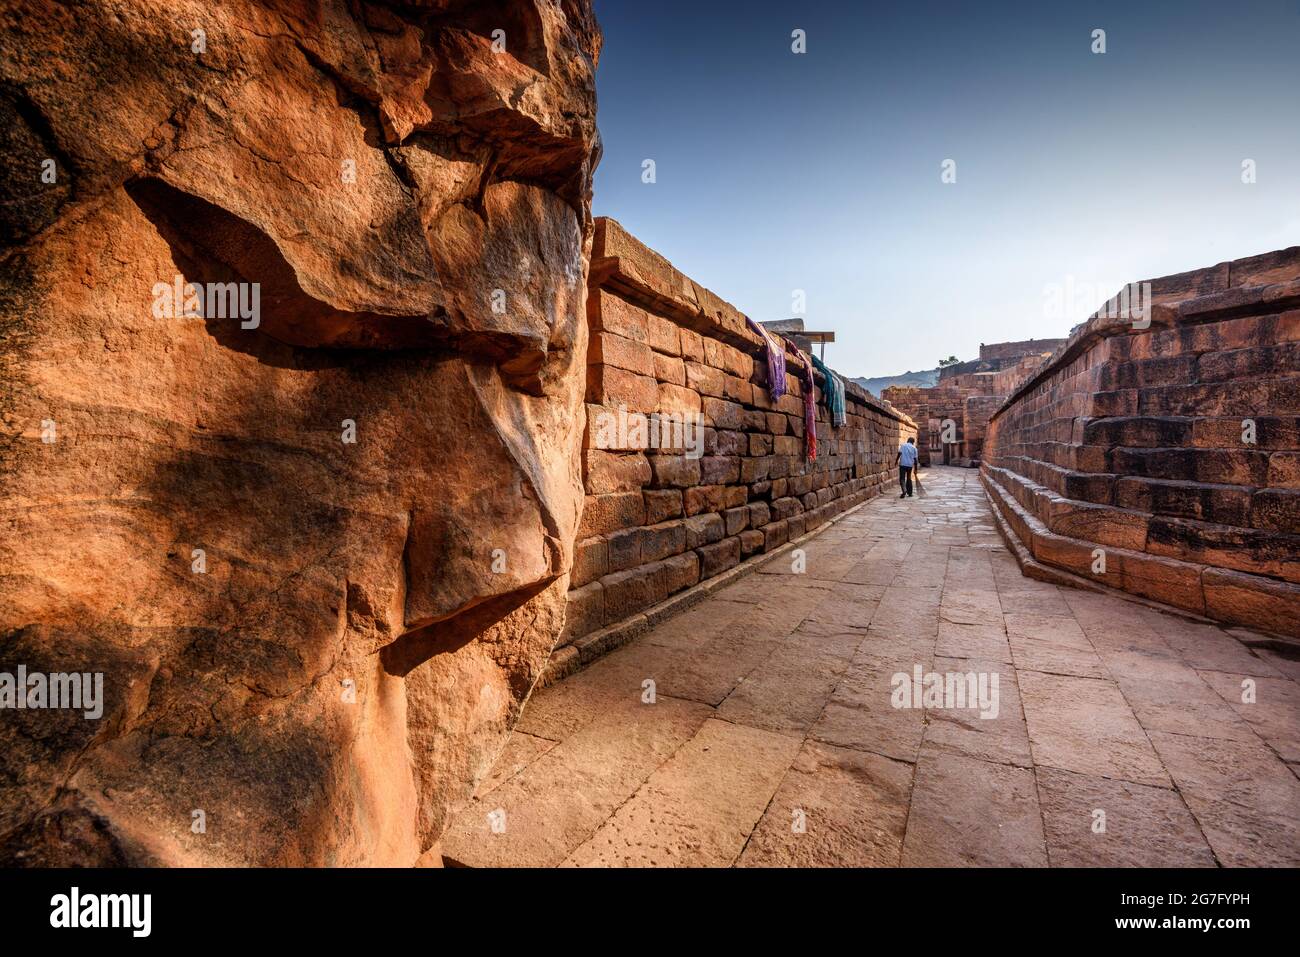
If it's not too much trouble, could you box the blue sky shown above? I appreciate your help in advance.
[590,0,1300,378]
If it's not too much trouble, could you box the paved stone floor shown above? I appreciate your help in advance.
[442,467,1300,867]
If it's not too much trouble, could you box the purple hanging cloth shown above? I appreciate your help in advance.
[775,336,818,463]
[745,317,786,401]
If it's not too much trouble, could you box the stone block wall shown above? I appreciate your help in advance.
[560,219,916,662]
[982,248,1300,637]
[881,385,930,464]
[962,394,1005,462]
[887,344,1059,467]
[980,338,1068,362]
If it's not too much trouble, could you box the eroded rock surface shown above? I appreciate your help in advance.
[0,0,601,865]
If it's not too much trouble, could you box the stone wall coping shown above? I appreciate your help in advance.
[988,246,1300,424]
[591,217,915,428]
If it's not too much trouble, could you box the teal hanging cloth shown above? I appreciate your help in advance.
[810,353,846,427]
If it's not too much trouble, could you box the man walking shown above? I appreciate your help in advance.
[896,436,919,498]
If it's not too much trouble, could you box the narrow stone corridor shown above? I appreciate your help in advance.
[442,467,1300,868]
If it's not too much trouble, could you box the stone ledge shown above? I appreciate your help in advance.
[592,217,913,427]
[981,467,1300,638]
[990,257,1300,428]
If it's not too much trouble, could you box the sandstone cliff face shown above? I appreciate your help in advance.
[0,0,601,865]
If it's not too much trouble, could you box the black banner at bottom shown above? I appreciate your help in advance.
[0,867,1280,943]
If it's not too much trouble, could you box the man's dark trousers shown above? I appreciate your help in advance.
[899,465,913,496]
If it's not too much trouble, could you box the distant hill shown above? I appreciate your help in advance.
[851,367,940,397]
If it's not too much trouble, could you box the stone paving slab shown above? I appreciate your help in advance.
[810,651,931,763]
[1147,730,1300,867]
[1009,634,1109,679]
[1159,619,1288,678]
[1197,670,1300,764]
[900,749,1048,866]
[737,741,913,867]
[443,695,712,867]
[1115,672,1257,744]
[445,467,1300,867]
[1018,671,1171,787]
[560,718,801,867]
[476,731,559,795]
[935,621,1014,663]
[578,638,770,708]
[1035,767,1217,867]
[921,655,1034,768]
[716,629,860,734]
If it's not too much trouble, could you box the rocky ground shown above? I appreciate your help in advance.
[443,467,1300,867]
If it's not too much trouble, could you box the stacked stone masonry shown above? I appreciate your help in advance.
[883,341,1060,467]
[982,247,1300,638]
[563,219,917,661]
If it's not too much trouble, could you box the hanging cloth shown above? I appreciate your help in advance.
[810,353,846,427]
[745,316,786,401]
[782,343,817,463]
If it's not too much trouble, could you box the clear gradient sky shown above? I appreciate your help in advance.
[590,0,1300,379]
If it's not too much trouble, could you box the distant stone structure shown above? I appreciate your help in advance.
[982,249,1300,637]
[883,338,1064,466]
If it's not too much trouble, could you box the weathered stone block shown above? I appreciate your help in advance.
[589,289,649,343]
[657,382,702,414]
[587,364,658,410]
[723,505,750,536]
[772,496,801,520]
[1204,567,1300,636]
[739,529,765,556]
[741,456,773,483]
[649,453,702,488]
[680,328,705,362]
[685,361,725,397]
[684,513,725,549]
[723,485,748,508]
[571,537,608,588]
[584,449,651,494]
[723,374,753,404]
[653,352,686,386]
[561,581,605,644]
[1268,452,1300,488]
[701,455,741,485]
[702,396,746,430]
[600,566,655,624]
[640,519,688,563]
[652,551,701,599]
[709,429,748,456]
[697,536,742,578]
[606,526,642,573]
[644,488,684,524]
[646,312,682,356]
[684,484,729,516]
[590,331,655,377]
[579,492,647,539]
[1082,416,1193,448]
[763,518,790,551]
